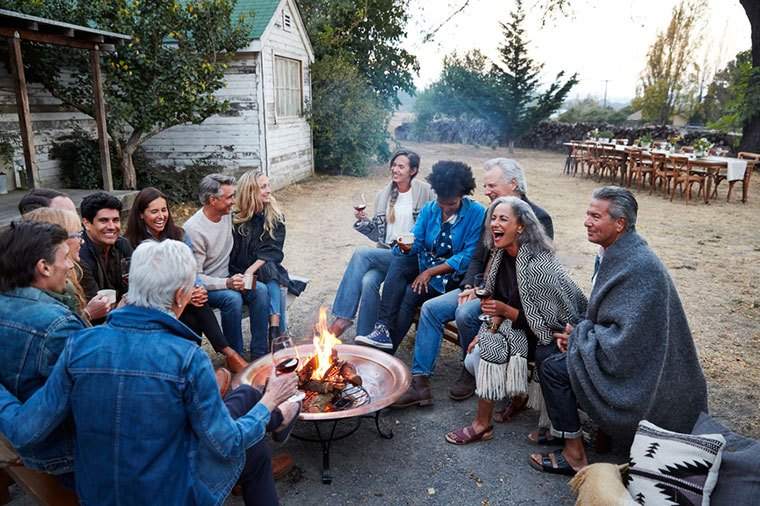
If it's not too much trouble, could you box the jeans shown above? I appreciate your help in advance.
[375,253,420,336]
[224,385,278,506]
[539,350,582,439]
[264,280,286,334]
[331,247,393,336]
[411,290,482,375]
[207,284,270,359]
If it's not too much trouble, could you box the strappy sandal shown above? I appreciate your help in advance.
[494,396,528,423]
[444,425,494,445]
[528,449,578,476]
[527,427,564,446]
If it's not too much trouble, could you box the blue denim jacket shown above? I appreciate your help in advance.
[0,287,85,473]
[393,197,486,293]
[0,305,271,506]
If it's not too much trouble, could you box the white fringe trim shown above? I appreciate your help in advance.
[506,355,528,397]
[538,401,552,429]
[527,375,543,411]
[475,361,508,401]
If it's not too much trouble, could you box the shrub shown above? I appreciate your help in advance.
[51,126,123,189]
[135,153,222,204]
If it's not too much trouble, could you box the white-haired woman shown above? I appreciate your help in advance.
[0,239,300,506]
[444,197,587,445]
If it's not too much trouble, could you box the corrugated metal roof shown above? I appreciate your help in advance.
[232,0,280,39]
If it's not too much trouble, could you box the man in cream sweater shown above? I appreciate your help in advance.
[184,174,270,359]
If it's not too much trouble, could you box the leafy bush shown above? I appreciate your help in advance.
[135,153,222,204]
[308,55,390,176]
[51,126,123,189]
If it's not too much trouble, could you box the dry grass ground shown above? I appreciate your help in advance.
[268,140,760,439]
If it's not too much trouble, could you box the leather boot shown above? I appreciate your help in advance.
[272,452,295,480]
[448,366,476,401]
[215,367,232,398]
[392,375,432,408]
[225,349,249,374]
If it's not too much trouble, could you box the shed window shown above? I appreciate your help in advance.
[274,56,302,118]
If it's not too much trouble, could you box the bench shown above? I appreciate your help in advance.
[0,437,78,506]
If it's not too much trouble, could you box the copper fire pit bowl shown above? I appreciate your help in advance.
[232,344,411,421]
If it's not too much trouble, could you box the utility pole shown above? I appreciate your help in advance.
[602,79,610,108]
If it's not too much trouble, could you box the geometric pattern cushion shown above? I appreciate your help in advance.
[625,420,726,506]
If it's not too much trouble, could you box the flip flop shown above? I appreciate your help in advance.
[527,427,564,446]
[444,425,494,445]
[494,396,528,423]
[272,401,301,444]
[528,449,577,476]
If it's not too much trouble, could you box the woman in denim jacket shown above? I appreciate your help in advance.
[0,239,299,506]
[0,221,84,481]
[329,149,435,338]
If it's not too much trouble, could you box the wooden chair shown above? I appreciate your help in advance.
[0,437,78,506]
[669,156,705,202]
[730,152,759,203]
[567,141,588,177]
[649,153,674,195]
[626,149,654,189]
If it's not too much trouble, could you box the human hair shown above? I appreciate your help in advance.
[80,191,122,223]
[18,188,68,215]
[127,239,196,311]
[0,221,68,292]
[387,149,421,225]
[22,208,87,314]
[483,158,528,196]
[426,160,476,200]
[199,173,236,205]
[483,196,553,253]
[592,186,638,231]
[125,187,184,248]
[233,171,284,239]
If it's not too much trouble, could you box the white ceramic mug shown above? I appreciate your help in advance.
[244,274,254,290]
[97,289,117,306]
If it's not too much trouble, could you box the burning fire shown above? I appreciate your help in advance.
[311,307,342,379]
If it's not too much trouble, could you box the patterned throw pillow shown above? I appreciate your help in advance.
[625,420,725,506]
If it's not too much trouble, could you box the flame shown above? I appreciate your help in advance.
[311,307,342,379]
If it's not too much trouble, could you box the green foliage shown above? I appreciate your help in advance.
[0,132,19,170]
[704,50,756,133]
[135,156,221,204]
[308,56,390,176]
[50,126,123,189]
[558,98,632,124]
[6,0,251,188]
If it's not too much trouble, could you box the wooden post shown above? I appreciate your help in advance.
[8,33,40,189]
[90,46,113,192]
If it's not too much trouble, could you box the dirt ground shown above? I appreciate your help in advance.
[271,140,760,439]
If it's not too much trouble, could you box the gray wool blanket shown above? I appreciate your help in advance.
[568,231,708,438]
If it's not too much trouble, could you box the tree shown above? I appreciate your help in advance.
[492,0,577,150]
[631,0,705,125]
[6,0,250,188]
[558,98,633,124]
[702,50,753,132]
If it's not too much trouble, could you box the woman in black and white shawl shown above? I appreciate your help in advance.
[445,197,587,445]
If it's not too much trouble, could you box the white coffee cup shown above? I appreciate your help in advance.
[244,274,254,290]
[97,289,117,305]
[397,233,415,245]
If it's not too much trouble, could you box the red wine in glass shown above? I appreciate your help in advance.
[474,287,492,300]
[275,357,299,375]
[353,204,367,212]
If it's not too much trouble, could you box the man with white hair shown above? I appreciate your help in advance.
[0,239,300,505]
[393,158,553,408]
[184,173,270,359]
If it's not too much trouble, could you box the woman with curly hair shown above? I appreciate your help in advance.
[356,161,486,352]
[328,149,434,338]
[125,187,249,373]
[23,207,111,324]
[230,171,305,343]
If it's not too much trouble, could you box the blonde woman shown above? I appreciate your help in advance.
[22,208,111,323]
[231,171,305,342]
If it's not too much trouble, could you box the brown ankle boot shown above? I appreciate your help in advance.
[215,367,232,398]
[448,366,476,401]
[392,375,432,408]
[225,350,249,374]
[272,452,295,480]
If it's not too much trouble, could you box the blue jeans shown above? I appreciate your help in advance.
[207,284,270,359]
[411,290,482,375]
[264,280,286,334]
[332,247,393,336]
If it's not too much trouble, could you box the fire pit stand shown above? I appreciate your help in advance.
[232,344,411,485]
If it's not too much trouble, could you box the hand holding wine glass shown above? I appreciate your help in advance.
[474,274,497,331]
[271,336,305,401]
[352,192,368,220]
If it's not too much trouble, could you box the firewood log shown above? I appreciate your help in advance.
[340,363,362,386]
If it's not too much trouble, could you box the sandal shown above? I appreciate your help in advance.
[528,449,577,476]
[494,396,528,423]
[272,401,301,444]
[527,427,564,446]
[444,425,494,445]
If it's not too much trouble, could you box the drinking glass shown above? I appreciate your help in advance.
[271,336,304,402]
[120,257,131,286]
[473,274,493,326]
[352,192,367,213]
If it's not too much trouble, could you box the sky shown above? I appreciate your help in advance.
[402,0,751,105]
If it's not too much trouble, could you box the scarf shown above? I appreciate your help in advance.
[474,248,530,401]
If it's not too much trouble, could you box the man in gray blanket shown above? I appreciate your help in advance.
[529,186,708,476]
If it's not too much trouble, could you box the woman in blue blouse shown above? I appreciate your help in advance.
[356,161,486,352]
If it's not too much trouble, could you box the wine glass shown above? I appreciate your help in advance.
[120,257,131,287]
[271,336,305,402]
[473,274,493,327]
[352,192,367,213]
